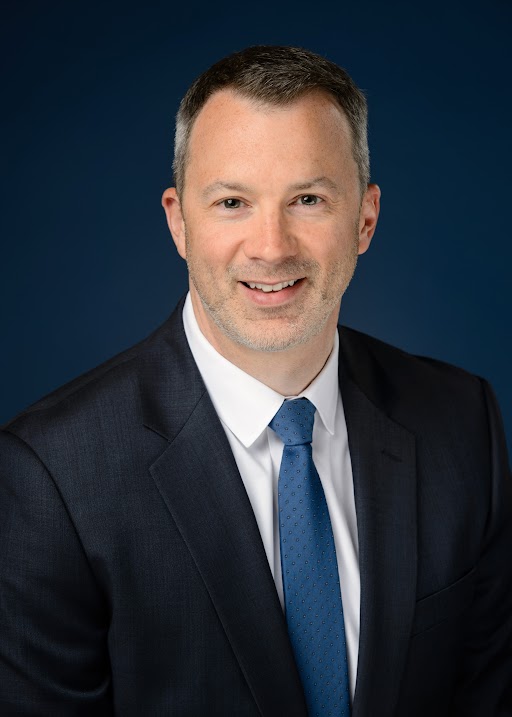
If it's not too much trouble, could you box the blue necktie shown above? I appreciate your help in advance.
[269,398,351,716]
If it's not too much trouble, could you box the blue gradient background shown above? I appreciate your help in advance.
[2,1,511,451]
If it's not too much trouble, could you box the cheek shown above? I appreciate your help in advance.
[205,225,246,263]
[320,233,360,281]
[187,232,237,276]
[313,233,350,264]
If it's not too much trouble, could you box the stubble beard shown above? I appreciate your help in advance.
[185,231,359,353]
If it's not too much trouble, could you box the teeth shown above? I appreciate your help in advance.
[247,279,298,292]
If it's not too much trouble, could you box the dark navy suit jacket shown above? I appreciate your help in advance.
[1,296,511,716]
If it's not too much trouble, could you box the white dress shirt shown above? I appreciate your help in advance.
[182,293,360,699]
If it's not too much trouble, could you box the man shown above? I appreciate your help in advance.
[1,45,511,717]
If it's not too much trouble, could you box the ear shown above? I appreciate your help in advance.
[161,187,187,259]
[357,183,381,255]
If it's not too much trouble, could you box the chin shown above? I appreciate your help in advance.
[220,320,327,354]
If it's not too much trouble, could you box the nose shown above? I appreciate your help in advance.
[242,208,298,264]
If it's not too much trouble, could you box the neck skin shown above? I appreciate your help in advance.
[189,287,339,397]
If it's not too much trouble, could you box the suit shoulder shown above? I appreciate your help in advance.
[2,308,181,444]
[338,324,485,416]
[338,325,497,477]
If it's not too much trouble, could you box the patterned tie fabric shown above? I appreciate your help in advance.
[269,398,351,716]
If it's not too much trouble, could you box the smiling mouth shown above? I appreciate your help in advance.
[241,278,305,293]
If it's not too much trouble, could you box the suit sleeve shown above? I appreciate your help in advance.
[0,429,113,716]
[453,379,512,716]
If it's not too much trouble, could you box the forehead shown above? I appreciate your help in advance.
[190,87,352,144]
[185,89,356,188]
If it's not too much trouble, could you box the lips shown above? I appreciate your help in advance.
[242,278,304,293]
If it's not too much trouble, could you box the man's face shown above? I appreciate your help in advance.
[164,89,379,355]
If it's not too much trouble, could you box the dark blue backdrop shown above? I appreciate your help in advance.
[2,0,511,452]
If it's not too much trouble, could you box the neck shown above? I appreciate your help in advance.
[190,293,338,396]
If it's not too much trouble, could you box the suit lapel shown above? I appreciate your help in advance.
[139,302,418,716]
[339,331,418,717]
[141,301,308,717]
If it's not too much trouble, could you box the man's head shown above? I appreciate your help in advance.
[172,45,370,200]
[162,46,380,361]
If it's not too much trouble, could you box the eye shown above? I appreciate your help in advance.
[296,194,323,206]
[221,198,243,209]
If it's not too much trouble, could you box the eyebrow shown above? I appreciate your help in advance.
[201,176,341,201]
[201,181,253,201]
[288,176,341,193]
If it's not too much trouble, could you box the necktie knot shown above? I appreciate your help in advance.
[269,397,316,446]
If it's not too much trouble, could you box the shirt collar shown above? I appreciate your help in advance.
[182,292,339,447]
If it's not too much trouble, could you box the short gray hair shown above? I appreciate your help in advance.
[172,46,370,200]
